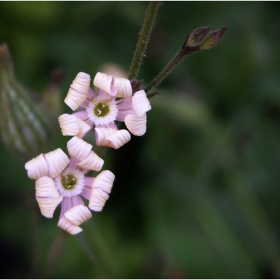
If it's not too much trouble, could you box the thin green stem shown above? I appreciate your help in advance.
[145,51,185,93]
[128,1,161,81]
[144,26,227,93]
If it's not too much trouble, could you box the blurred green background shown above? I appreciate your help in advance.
[1,1,280,278]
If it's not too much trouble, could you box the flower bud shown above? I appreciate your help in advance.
[0,44,52,160]
[198,27,228,51]
[186,26,210,48]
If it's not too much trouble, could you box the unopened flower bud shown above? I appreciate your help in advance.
[198,27,228,51]
[0,44,52,160]
[186,26,210,48]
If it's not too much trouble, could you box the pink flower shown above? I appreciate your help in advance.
[59,72,151,148]
[25,137,115,235]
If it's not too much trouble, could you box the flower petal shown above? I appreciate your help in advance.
[71,195,84,207]
[89,170,115,212]
[80,185,92,200]
[44,148,70,178]
[60,197,73,216]
[106,122,118,130]
[25,153,48,180]
[125,114,147,136]
[88,189,109,212]
[114,77,132,98]
[117,98,133,110]
[116,98,134,121]
[132,90,151,116]
[73,110,89,122]
[116,109,134,122]
[36,197,63,219]
[95,127,117,146]
[77,151,104,171]
[58,114,79,136]
[58,113,91,138]
[67,136,92,161]
[57,216,83,235]
[93,72,117,96]
[76,117,91,138]
[106,129,131,149]
[64,72,91,111]
[84,177,94,188]
[64,205,92,225]
[80,88,96,108]
[35,176,62,218]
[93,170,115,193]
[36,176,61,198]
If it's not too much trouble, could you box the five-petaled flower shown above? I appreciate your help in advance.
[58,72,152,148]
[25,137,115,235]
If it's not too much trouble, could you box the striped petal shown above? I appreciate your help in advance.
[93,72,117,96]
[35,176,61,198]
[124,114,147,136]
[106,129,131,149]
[77,150,104,171]
[88,189,109,212]
[132,90,151,116]
[36,197,63,219]
[25,153,49,180]
[89,170,115,212]
[35,176,62,218]
[58,114,79,136]
[44,148,70,178]
[76,117,91,138]
[64,72,91,111]
[114,77,132,98]
[64,205,92,225]
[57,217,83,235]
[67,136,92,161]
[95,127,117,146]
[59,114,91,138]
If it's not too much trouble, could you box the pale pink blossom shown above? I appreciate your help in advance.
[25,137,115,235]
[59,72,151,147]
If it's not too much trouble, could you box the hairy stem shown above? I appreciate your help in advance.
[128,1,161,81]
[145,48,192,93]
[145,26,227,93]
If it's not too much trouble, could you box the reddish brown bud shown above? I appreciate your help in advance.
[186,26,211,47]
[198,27,228,51]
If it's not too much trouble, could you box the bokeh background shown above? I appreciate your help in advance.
[1,1,280,278]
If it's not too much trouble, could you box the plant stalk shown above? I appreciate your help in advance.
[145,50,187,93]
[128,1,161,81]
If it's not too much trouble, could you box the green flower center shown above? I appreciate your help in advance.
[61,174,77,190]
[94,102,110,117]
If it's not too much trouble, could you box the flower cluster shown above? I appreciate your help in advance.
[25,72,152,235]
[59,72,151,147]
